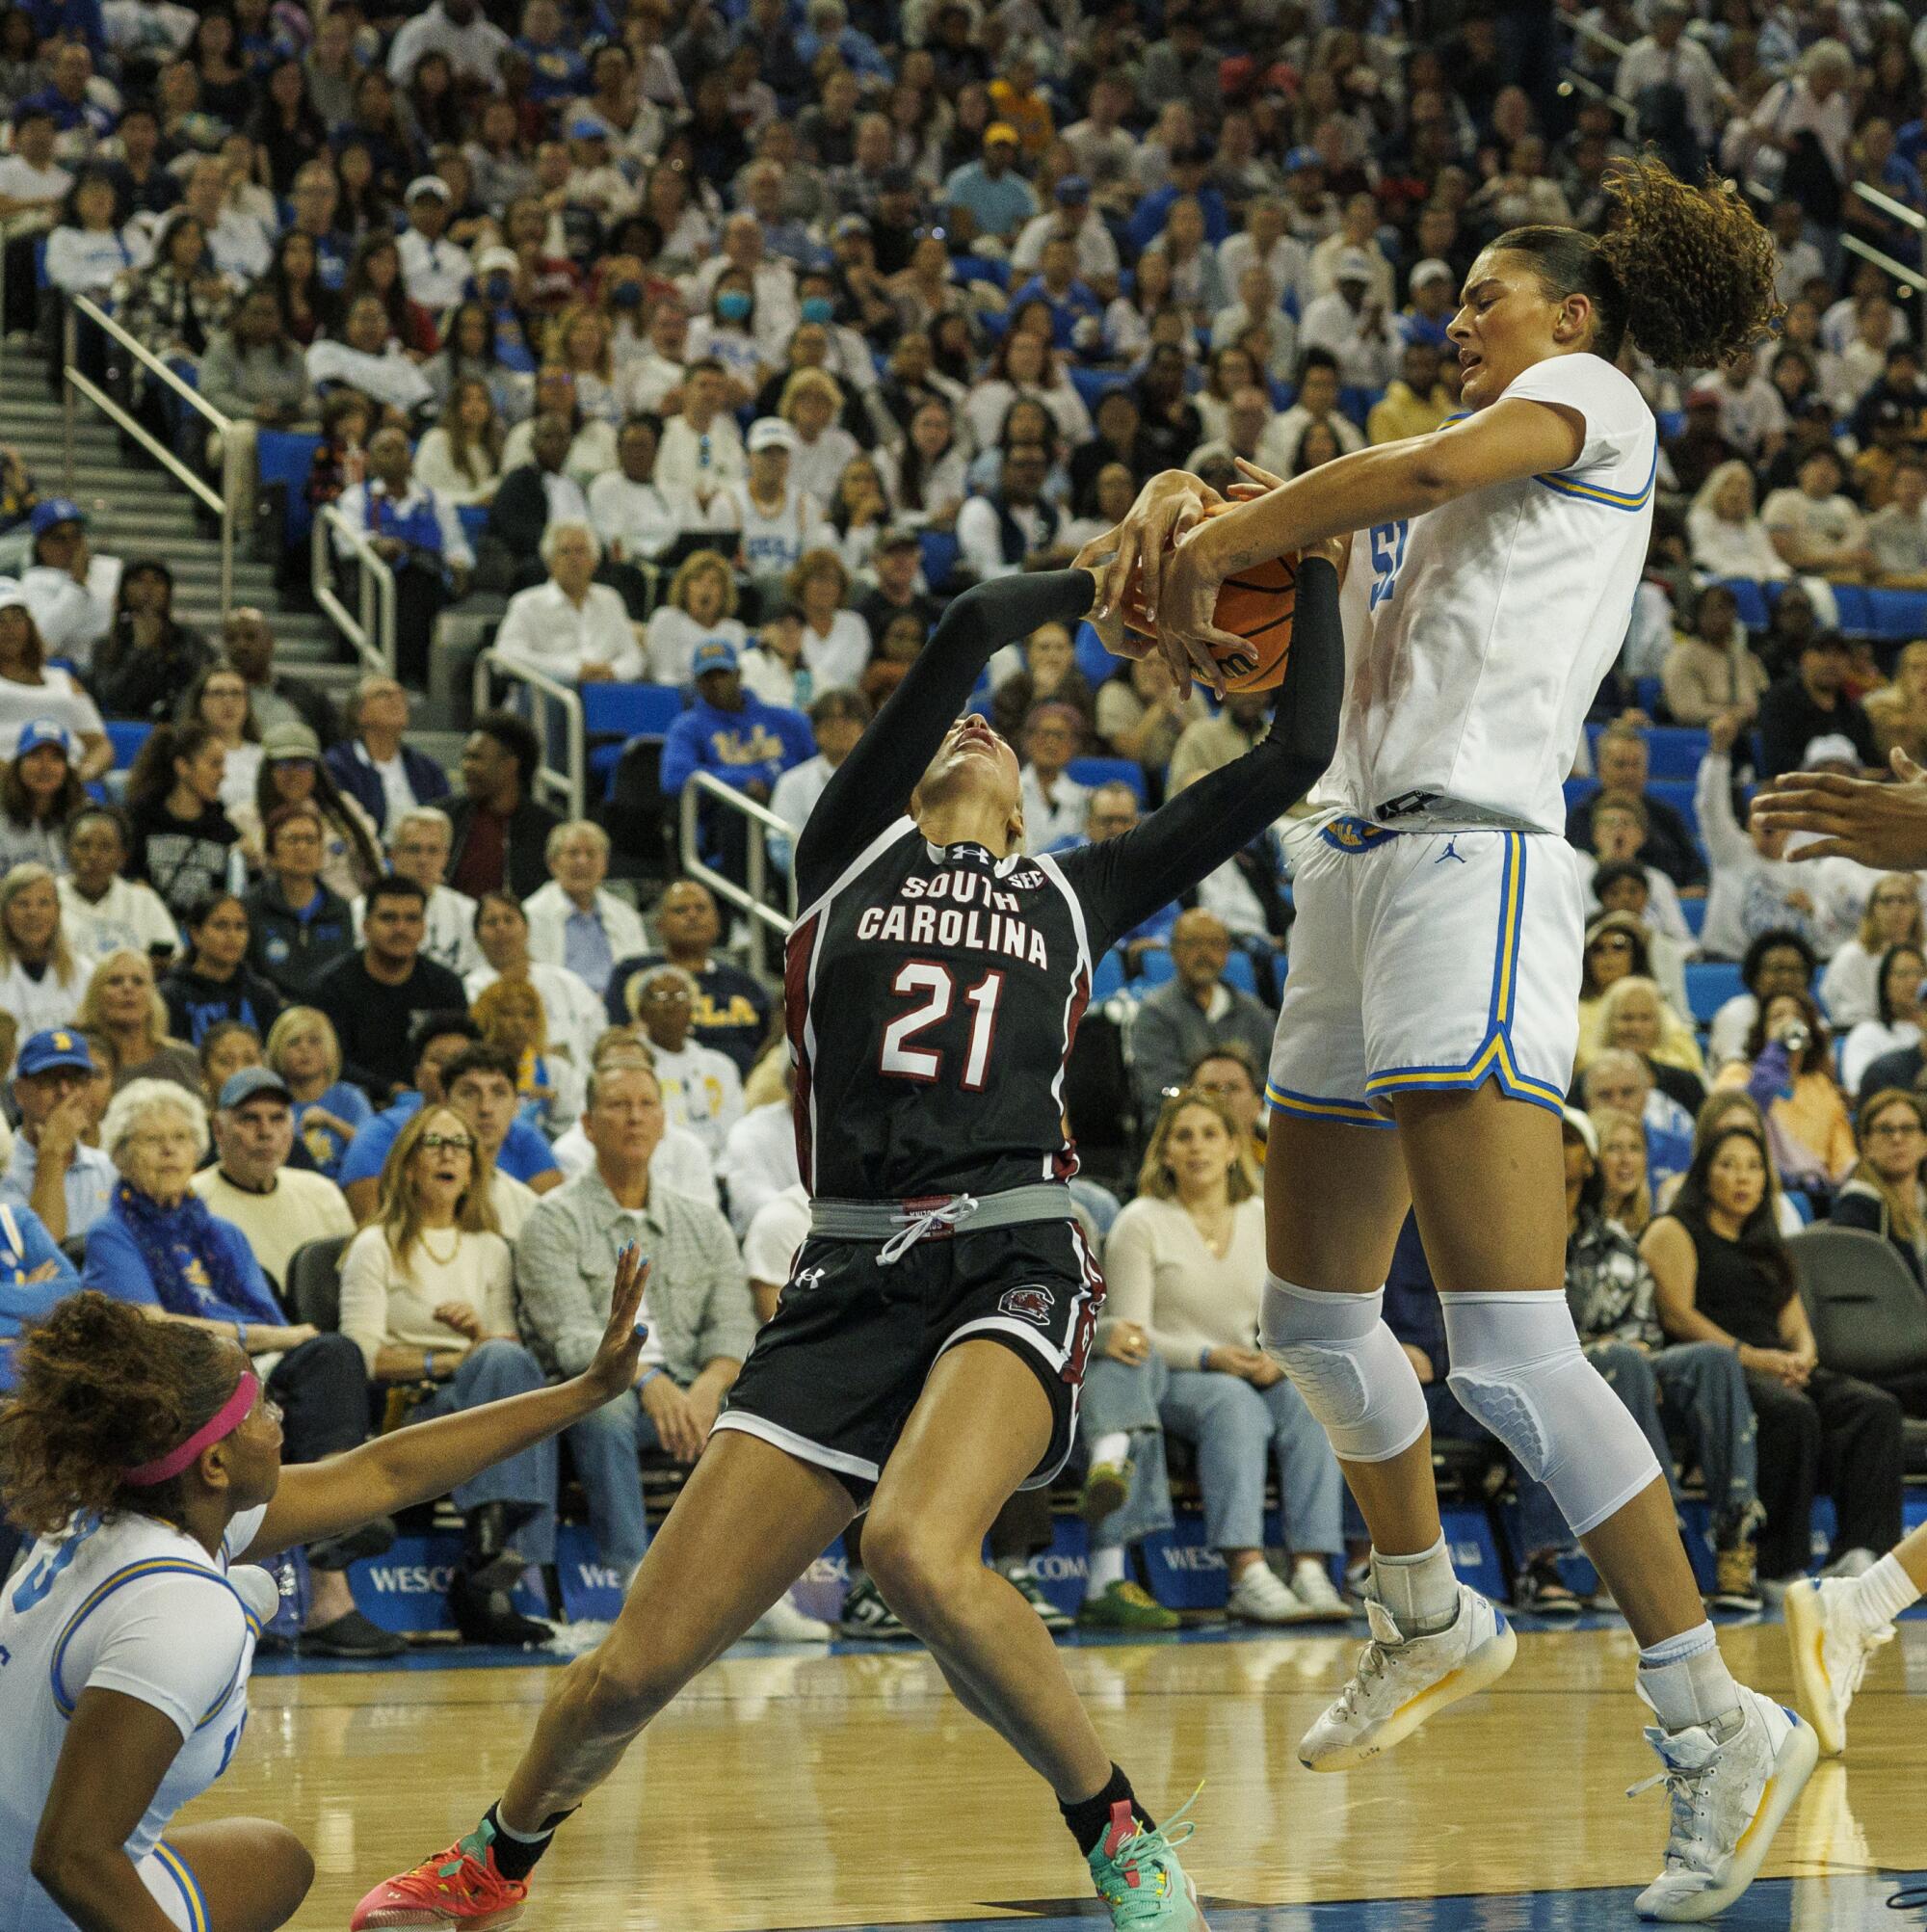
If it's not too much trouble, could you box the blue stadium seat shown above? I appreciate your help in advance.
[1222,950,1256,994]
[458,505,488,549]
[1091,949,1127,1001]
[1647,776,1699,843]
[919,530,961,590]
[1069,754,1146,802]
[1832,586,1873,637]
[1070,366,1131,413]
[952,254,1009,291]
[1865,588,1927,643]
[1655,410,1684,440]
[1679,895,1706,938]
[1685,960,1743,1023]
[583,684,686,793]
[1645,726,1709,779]
[1137,946,1175,987]
[1338,384,1380,429]
[105,720,152,769]
[1633,675,1662,715]
[1722,578,1770,632]
[1783,1189,1814,1226]
[256,430,324,551]
[1074,619,1114,688]
[1564,777,1597,814]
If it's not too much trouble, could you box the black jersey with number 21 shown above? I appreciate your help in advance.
[786,564,1343,1203]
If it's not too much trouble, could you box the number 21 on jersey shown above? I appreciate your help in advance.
[1369,518,1409,612]
[881,962,1005,1089]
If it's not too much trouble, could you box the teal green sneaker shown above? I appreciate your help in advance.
[1077,1580,1181,1632]
[1087,1794,1207,1929]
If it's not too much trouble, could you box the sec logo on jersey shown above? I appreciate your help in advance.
[997,1285,1056,1325]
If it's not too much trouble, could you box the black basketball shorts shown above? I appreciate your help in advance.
[713,1217,1104,1501]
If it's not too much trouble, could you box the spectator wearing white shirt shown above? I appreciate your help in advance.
[396,175,473,316]
[1305,199,1395,308]
[17,500,117,675]
[588,416,683,565]
[1011,177,1122,289]
[42,171,147,299]
[179,156,271,284]
[358,806,483,975]
[956,443,1065,582]
[654,359,747,514]
[1574,799,1694,946]
[386,0,511,88]
[1615,0,1734,151]
[0,116,73,340]
[769,687,869,874]
[1211,268,1299,385]
[306,293,436,415]
[498,369,620,486]
[323,677,451,842]
[630,964,745,1159]
[779,368,862,508]
[523,820,647,1000]
[546,1035,720,1204]
[1761,446,1874,582]
[1739,39,1855,206]
[787,547,871,691]
[491,522,644,686]
[1696,717,1822,965]
[741,1178,808,1322]
[644,550,751,688]
[1254,353,1364,472]
[1298,248,1397,390]
[1767,199,1826,307]
[1686,461,1793,583]
[1017,701,1090,857]
[1709,352,1787,464]
[685,212,801,367]
[718,1091,801,1239]
[57,806,178,964]
[715,419,828,595]
[412,377,505,510]
[619,297,691,417]
[1218,198,1311,314]
[465,890,605,1072]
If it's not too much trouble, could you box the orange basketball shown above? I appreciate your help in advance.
[1119,508,1298,691]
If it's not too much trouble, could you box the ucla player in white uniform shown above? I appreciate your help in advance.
[0,1263,647,1932]
[1095,162,1800,1922]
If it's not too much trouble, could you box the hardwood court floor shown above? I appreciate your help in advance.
[209,1620,1927,1931]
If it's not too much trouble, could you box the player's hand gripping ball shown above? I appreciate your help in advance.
[1119,506,1299,692]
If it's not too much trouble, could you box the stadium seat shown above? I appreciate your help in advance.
[1137,946,1175,987]
[1832,585,1872,637]
[1679,895,1706,938]
[256,429,324,551]
[1222,950,1256,994]
[1790,1226,1927,1379]
[585,684,686,792]
[1074,618,1114,688]
[919,530,961,591]
[285,1235,353,1332]
[1722,578,1771,632]
[105,720,151,769]
[1564,777,1597,813]
[1684,960,1743,1022]
[1070,366,1131,412]
[1644,727,1708,780]
[1783,1189,1813,1226]
[1646,776,1699,843]
[1632,675,1662,715]
[1069,754,1146,802]
[1091,949,1127,1001]
[1865,588,1927,643]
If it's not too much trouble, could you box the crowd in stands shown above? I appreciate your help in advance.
[5,0,1927,1647]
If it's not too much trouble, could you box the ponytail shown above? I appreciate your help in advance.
[1498,158,1782,370]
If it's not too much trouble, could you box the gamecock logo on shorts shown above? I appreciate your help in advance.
[998,1285,1056,1325]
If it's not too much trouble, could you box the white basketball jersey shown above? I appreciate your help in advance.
[0,1506,271,1932]
[1313,352,1656,834]
[729,481,822,578]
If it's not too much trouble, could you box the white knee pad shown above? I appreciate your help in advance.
[1261,1276,1430,1464]
[1440,1290,1663,1537]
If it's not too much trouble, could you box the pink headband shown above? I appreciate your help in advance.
[122,1370,259,1487]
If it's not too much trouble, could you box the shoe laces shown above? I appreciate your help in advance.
[1330,1599,1404,1718]
[380,1840,504,1909]
[1626,1722,1738,1874]
[1094,1788,1201,1924]
[1835,1619,1893,1701]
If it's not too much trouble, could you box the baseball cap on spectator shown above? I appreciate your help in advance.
[1285,146,1323,173]
[220,1066,294,1110]
[1410,258,1454,290]
[1334,248,1375,284]
[984,122,1020,148]
[1561,1106,1598,1159]
[477,245,519,274]
[832,213,871,239]
[14,719,75,761]
[262,720,323,762]
[877,527,922,554]
[1054,175,1091,204]
[0,579,23,613]
[693,640,741,676]
[15,1028,92,1078]
[748,418,797,453]
[405,175,451,202]
[1802,732,1859,770]
[29,497,84,536]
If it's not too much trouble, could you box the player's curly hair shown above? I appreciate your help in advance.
[0,1291,243,1537]
[1497,157,1782,370]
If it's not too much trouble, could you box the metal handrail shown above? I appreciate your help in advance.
[1841,232,1927,294]
[471,648,586,812]
[1852,178,1927,235]
[1566,13,1631,59]
[313,503,397,675]
[1557,66,1635,123]
[61,296,235,613]
[679,772,798,973]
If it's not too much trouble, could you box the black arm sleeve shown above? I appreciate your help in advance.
[1056,556,1344,958]
[793,569,1098,906]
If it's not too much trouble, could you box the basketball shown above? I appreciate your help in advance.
[1120,514,1299,691]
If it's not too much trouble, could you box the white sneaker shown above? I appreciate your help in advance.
[1289,1558,1353,1622]
[1227,1561,1315,1625]
[743,1591,832,1642]
[1298,1584,1517,1771]
[1784,1576,1893,1758]
[1631,1683,1818,1922]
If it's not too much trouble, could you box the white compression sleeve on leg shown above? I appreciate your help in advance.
[1440,1290,1663,1537]
[1260,1276,1430,1464]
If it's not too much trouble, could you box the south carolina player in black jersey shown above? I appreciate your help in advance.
[352,545,1345,1932]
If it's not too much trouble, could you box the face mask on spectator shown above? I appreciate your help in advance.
[611,278,645,307]
[717,291,752,322]
[802,296,835,324]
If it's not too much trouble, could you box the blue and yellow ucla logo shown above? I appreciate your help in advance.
[1320,817,1400,854]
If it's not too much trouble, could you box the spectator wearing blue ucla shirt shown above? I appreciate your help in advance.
[1009,236,1106,356]
[0,1028,116,1247]
[1126,145,1232,252]
[662,638,813,805]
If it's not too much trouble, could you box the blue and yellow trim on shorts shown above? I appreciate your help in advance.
[49,1557,261,1722]
[1364,831,1565,1116]
[151,1840,210,1932]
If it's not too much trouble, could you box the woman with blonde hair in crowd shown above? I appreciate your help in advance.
[786,545,873,691]
[1685,459,1792,582]
[643,549,749,688]
[471,975,583,1137]
[0,860,88,1041]
[1819,873,1923,1029]
[267,1005,375,1181]
[337,1102,559,1645]
[1864,639,1927,766]
[1584,974,1708,1113]
[414,375,507,508]
[1102,1088,1349,1626]
[780,367,862,506]
[550,304,622,423]
[1592,1106,1654,1238]
[76,948,201,1093]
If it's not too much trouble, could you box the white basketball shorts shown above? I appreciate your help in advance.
[1264,815,1584,1128]
[138,1842,210,1932]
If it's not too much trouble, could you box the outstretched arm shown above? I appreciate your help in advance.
[1056,548,1346,953]
[793,569,1100,905]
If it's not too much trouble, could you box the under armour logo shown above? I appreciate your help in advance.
[1437,837,1466,864]
[792,1266,828,1294]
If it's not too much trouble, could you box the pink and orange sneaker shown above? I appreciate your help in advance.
[350,1818,530,1931]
